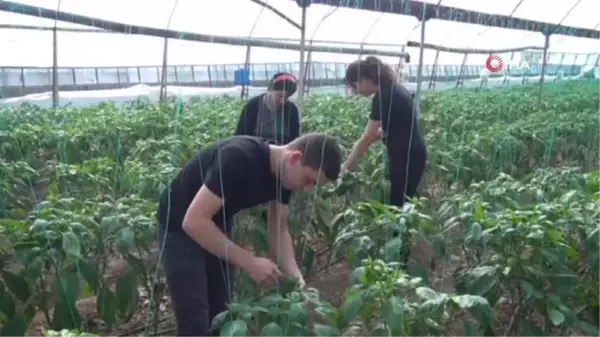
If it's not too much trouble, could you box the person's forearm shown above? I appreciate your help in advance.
[183,219,254,269]
[270,231,302,277]
[345,138,370,171]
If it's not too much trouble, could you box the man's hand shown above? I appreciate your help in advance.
[245,256,282,288]
[297,276,306,289]
[377,127,383,139]
[340,162,348,174]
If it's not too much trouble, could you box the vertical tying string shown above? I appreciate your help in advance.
[146,96,185,336]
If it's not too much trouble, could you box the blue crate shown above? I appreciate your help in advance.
[234,68,251,86]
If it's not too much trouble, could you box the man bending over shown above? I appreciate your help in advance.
[156,133,341,336]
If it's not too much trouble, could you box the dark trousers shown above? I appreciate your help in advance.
[388,150,427,208]
[159,228,236,336]
[387,150,429,266]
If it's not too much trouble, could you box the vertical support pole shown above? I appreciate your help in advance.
[414,6,429,119]
[304,49,313,96]
[297,4,308,130]
[395,45,406,81]
[556,52,565,81]
[116,68,122,87]
[571,53,580,78]
[160,38,169,101]
[52,25,59,108]
[455,53,468,88]
[503,52,516,85]
[241,45,252,99]
[539,33,551,100]
[20,68,24,96]
[428,50,440,90]
[0,68,6,98]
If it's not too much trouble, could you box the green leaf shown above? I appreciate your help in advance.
[51,271,82,330]
[349,267,365,286]
[61,231,81,257]
[76,258,100,291]
[289,302,308,323]
[455,266,498,296]
[576,319,600,336]
[211,311,230,330]
[115,268,139,320]
[0,313,26,336]
[546,308,565,326]
[473,201,485,222]
[116,228,135,254]
[1,270,30,303]
[339,293,364,326]
[383,237,404,262]
[466,223,483,243]
[29,219,49,232]
[383,296,405,335]
[277,276,300,296]
[261,322,283,336]
[97,286,118,327]
[451,295,489,310]
[220,319,248,336]
[521,281,534,299]
[313,324,341,336]
[415,287,440,300]
[0,285,17,319]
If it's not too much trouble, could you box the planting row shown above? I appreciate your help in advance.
[0,80,598,336]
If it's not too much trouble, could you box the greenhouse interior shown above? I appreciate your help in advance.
[0,0,599,336]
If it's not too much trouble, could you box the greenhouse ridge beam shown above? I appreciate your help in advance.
[308,0,600,39]
[0,24,105,32]
[405,41,544,54]
[251,36,546,53]
[3,24,545,55]
[0,1,410,61]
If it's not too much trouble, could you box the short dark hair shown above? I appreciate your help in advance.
[345,56,397,88]
[287,133,341,181]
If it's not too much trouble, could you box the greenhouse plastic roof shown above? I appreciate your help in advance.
[1,0,599,67]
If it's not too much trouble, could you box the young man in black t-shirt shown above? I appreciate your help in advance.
[234,72,300,145]
[157,133,341,336]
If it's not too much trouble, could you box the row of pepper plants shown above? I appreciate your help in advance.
[0,80,598,335]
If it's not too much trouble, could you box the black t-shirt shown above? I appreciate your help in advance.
[157,136,292,233]
[234,93,300,145]
[370,83,426,162]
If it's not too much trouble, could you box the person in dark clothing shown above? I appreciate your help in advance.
[157,133,341,336]
[234,72,300,145]
[342,57,432,269]
[341,56,427,208]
